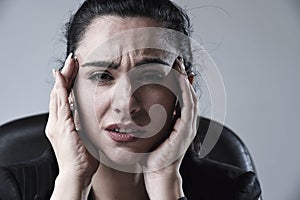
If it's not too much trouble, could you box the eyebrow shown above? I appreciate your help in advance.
[135,58,170,67]
[81,58,170,69]
[81,61,120,69]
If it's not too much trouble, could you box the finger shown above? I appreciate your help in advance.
[189,84,198,130]
[55,71,72,121]
[170,77,197,147]
[161,118,189,160]
[61,53,78,91]
[67,56,79,90]
[52,68,56,79]
[46,75,59,139]
[188,83,199,132]
[49,88,58,121]
[61,52,73,77]
[169,83,195,143]
[188,81,197,103]
[184,83,198,138]
[171,59,196,140]
[72,56,79,78]
[48,70,59,121]
[173,57,186,75]
[178,74,194,124]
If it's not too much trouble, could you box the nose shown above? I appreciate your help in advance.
[111,74,141,118]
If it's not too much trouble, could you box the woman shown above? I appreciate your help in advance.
[45,0,260,199]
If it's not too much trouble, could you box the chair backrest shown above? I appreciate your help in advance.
[0,113,257,172]
[0,113,262,200]
[0,114,50,166]
[197,117,257,172]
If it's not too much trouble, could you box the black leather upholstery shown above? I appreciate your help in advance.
[0,114,50,166]
[0,113,258,171]
[0,149,58,200]
[196,117,257,172]
[0,113,262,199]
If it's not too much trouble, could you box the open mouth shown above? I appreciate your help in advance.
[107,128,141,134]
[105,124,146,142]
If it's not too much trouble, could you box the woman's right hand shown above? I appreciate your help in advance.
[45,53,99,199]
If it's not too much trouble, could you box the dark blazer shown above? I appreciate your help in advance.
[0,148,261,200]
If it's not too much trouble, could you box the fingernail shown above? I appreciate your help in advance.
[52,69,56,78]
[180,62,185,73]
[188,74,194,84]
[65,52,73,65]
[176,57,186,75]
[61,53,73,73]
[67,52,73,60]
[66,52,73,65]
[73,55,78,66]
[178,56,183,62]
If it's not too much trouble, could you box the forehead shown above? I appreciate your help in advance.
[76,16,164,62]
[81,48,176,68]
[122,49,175,60]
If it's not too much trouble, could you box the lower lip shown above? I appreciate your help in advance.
[106,130,138,142]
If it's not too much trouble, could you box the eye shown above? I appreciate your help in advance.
[138,70,163,82]
[88,71,114,84]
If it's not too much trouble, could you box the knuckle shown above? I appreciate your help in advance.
[45,124,54,139]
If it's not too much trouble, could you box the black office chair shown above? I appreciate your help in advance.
[0,113,262,200]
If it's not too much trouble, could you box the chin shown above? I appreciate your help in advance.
[98,147,146,173]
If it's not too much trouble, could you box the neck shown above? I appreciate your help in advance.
[91,164,149,200]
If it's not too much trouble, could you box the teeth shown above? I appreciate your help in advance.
[111,128,139,134]
[119,129,133,133]
[119,129,126,133]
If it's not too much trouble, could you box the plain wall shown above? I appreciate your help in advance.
[1,0,300,199]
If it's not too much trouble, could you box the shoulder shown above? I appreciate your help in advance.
[180,152,261,200]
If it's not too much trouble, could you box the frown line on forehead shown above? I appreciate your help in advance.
[81,57,171,69]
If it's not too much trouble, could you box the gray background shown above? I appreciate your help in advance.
[1,0,300,199]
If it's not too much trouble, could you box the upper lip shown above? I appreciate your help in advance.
[104,123,146,135]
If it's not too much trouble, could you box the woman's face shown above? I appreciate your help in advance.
[73,16,179,166]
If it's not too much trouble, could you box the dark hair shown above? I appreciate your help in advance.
[64,0,201,157]
[65,0,191,57]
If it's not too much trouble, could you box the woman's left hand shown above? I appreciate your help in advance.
[143,58,198,200]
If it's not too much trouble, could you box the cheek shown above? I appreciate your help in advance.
[73,77,100,131]
[73,79,113,151]
[74,75,112,123]
[137,85,176,142]
[73,78,94,113]
[94,88,112,121]
[139,85,176,113]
